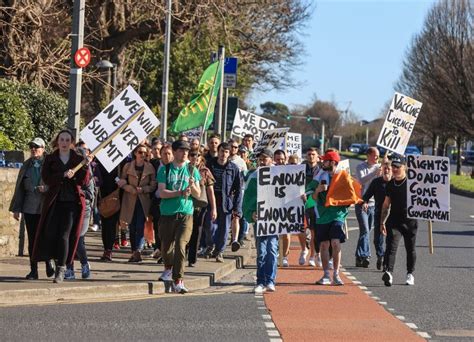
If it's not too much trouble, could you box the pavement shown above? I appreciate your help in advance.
[0,231,254,306]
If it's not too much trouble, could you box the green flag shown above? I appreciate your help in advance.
[170,60,222,134]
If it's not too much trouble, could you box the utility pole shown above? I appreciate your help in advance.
[160,0,172,140]
[214,45,225,137]
[67,0,85,139]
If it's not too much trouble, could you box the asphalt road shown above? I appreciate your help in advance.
[0,269,269,342]
[345,158,474,341]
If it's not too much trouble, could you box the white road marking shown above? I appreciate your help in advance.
[396,315,405,320]
[406,322,418,329]
[417,332,431,339]
[265,322,276,328]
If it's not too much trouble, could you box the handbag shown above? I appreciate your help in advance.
[98,188,120,218]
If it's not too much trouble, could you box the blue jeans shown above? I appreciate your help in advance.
[254,225,279,286]
[238,217,249,241]
[129,200,146,252]
[373,214,385,257]
[203,205,215,248]
[355,204,377,258]
[213,203,231,254]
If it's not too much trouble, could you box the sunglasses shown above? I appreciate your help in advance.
[231,145,239,149]
[29,144,41,149]
[189,153,200,157]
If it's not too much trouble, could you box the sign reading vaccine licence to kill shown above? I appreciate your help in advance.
[376,92,422,156]
[80,86,159,172]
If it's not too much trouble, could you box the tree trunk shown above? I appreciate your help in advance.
[456,135,462,175]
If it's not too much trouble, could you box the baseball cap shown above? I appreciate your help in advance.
[29,137,45,148]
[389,155,406,167]
[257,148,273,158]
[171,140,190,151]
[320,150,340,162]
[238,145,248,153]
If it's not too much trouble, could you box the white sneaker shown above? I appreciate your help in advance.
[328,258,334,270]
[332,273,344,286]
[315,275,331,285]
[254,284,266,294]
[90,224,99,232]
[266,283,276,292]
[282,257,289,267]
[174,280,188,294]
[159,269,172,282]
[316,254,322,267]
[406,273,415,286]
[308,257,316,267]
[299,249,308,265]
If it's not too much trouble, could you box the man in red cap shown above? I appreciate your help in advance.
[311,149,349,286]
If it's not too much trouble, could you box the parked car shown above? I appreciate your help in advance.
[349,143,362,153]
[463,150,474,165]
[404,145,421,155]
[358,144,370,154]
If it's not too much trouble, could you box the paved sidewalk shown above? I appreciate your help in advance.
[263,243,425,342]
[0,231,253,306]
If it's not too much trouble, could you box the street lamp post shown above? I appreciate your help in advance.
[96,60,116,102]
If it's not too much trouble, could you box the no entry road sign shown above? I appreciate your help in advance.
[74,47,91,68]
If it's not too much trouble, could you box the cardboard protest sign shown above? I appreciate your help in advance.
[376,92,422,155]
[80,86,159,172]
[256,164,306,237]
[182,127,202,141]
[407,154,450,222]
[252,127,290,157]
[231,108,277,142]
[286,133,302,159]
[336,159,350,173]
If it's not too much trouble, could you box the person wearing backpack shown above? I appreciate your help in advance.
[157,140,201,293]
[187,148,217,267]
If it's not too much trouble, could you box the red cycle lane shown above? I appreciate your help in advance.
[264,248,424,341]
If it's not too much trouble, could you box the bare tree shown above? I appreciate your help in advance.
[396,0,473,174]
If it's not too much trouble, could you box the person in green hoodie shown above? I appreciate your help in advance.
[243,149,278,294]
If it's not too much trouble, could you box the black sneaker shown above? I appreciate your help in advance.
[382,271,393,287]
[376,256,383,270]
[45,260,55,278]
[231,241,241,252]
[362,258,370,268]
[25,271,38,280]
[355,257,363,267]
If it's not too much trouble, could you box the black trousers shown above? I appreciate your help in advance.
[101,212,119,251]
[385,219,418,274]
[187,208,205,264]
[47,201,80,266]
[24,213,41,261]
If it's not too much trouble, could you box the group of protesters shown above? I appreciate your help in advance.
[10,128,417,293]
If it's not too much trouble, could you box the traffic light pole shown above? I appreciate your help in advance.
[286,115,325,151]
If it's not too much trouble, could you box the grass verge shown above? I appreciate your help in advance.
[450,174,474,194]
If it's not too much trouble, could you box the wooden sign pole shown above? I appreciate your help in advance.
[72,106,145,174]
[428,220,434,254]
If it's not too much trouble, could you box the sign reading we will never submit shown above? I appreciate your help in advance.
[256,165,305,237]
[80,86,159,172]
[407,154,450,222]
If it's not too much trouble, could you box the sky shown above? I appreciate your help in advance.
[248,0,437,121]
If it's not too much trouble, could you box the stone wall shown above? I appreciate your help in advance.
[0,168,20,257]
